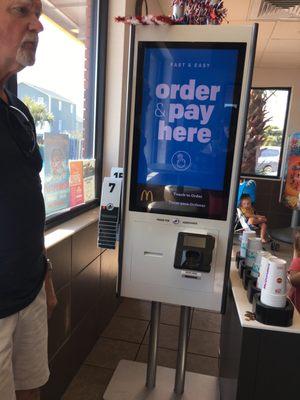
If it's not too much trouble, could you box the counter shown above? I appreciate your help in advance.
[230,258,300,333]
[219,249,300,400]
[45,207,100,249]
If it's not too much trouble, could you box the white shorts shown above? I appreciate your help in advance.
[0,285,49,399]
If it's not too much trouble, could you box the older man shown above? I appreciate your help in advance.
[0,1,57,399]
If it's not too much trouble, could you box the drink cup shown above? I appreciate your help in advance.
[251,250,271,279]
[261,257,287,309]
[257,254,273,290]
[245,237,262,268]
[240,230,256,258]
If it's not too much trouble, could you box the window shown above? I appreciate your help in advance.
[241,88,291,178]
[17,0,104,221]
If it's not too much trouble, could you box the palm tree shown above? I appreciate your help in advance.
[23,96,54,129]
[241,89,274,175]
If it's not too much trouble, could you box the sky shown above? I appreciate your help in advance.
[265,89,289,129]
[18,15,85,118]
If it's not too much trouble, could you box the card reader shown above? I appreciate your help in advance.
[174,232,215,273]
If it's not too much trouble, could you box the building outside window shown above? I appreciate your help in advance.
[241,88,291,178]
[18,0,100,219]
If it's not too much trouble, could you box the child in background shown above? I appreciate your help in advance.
[288,231,300,313]
[239,194,268,243]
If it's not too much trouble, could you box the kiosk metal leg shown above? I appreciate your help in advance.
[174,306,192,395]
[146,301,161,389]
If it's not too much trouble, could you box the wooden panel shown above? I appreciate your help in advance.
[42,306,99,400]
[72,223,100,277]
[220,286,260,400]
[47,238,71,292]
[254,330,300,399]
[99,249,120,333]
[220,287,242,399]
[71,257,100,330]
[252,179,292,229]
[237,329,260,400]
[48,284,71,360]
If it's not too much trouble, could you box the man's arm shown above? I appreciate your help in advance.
[43,249,58,319]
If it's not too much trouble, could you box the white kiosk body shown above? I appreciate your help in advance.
[120,25,257,312]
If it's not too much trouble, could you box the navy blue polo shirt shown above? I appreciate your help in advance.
[0,91,46,319]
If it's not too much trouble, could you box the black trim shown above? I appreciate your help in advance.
[117,25,136,296]
[221,23,259,314]
[129,41,246,220]
[241,86,291,180]
[94,0,108,199]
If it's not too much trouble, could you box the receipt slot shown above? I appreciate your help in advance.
[174,233,215,273]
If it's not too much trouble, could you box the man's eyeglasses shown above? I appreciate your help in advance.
[6,105,37,158]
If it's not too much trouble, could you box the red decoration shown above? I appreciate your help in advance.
[115,0,227,26]
[173,0,227,25]
[115,15,178,25]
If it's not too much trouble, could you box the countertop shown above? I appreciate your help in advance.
[45,207,100,249]
[230,249,300,334]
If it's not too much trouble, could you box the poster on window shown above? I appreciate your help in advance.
[44,133,70,215]
[69,160,84,207]
[281,132,300,209]
[83,159,96,202]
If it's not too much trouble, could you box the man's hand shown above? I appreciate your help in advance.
[44,270,58,319]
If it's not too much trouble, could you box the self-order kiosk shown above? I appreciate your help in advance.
[120,25,257,312]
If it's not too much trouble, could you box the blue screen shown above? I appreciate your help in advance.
[130,42,246,220]
[137,46,239,190]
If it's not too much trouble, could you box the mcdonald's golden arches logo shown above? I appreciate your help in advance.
[140,190,154,202]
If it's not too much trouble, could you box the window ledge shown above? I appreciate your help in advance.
[45,207,99,250]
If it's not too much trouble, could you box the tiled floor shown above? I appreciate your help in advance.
[62,238,293,400]
[63,298,221,400]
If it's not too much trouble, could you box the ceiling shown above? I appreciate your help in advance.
[42,0,300,68]
[42,0,87,41]
[159,0,300,69]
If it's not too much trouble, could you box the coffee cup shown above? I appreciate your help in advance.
[245,237,262,268]
[240,230,256,258]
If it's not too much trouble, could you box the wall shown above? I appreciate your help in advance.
[103,10,300,176]
[41,223,119,400]
[102,0,163,176]
[251,67,300,228]
[252,67,300,140]
[252,67,300,180]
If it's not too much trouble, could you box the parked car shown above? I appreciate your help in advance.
[256,146,280,176]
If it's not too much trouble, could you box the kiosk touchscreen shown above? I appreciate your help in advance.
[121,25,257,311]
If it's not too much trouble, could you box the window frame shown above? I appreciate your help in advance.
[240,86,291,180]
[10,0,108,229]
